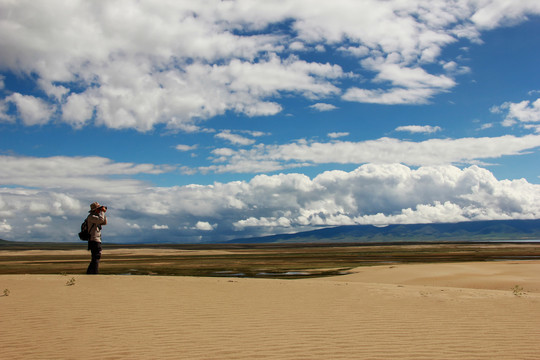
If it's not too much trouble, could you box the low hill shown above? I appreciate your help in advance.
[227,219,540,244]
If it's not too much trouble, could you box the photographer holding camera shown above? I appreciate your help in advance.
[86,202,108,275]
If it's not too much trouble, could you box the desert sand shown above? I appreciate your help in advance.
[1,261,539,359]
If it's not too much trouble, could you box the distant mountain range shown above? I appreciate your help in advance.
[2,219,540,245]
[227,219,540,244]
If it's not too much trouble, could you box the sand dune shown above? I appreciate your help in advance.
[1,261,539,359]
[319,261,540,292]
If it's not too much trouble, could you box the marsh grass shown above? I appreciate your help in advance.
[0,243,539,279]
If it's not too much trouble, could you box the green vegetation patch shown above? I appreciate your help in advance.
[0,242,539,279]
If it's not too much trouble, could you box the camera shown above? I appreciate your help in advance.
[100,205,107,211]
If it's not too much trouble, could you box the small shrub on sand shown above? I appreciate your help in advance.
[65,277,76,286]
[3,288,10,296]
[511,285,525,297]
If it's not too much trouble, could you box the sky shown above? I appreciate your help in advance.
[1,0,540,243]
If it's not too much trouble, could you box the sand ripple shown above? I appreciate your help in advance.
[1,262,539,359]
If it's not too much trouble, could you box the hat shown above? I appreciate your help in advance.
[90,202,101,211]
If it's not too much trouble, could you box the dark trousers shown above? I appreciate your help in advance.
[86,241,102,274]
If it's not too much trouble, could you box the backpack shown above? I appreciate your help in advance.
[78,219,95,241]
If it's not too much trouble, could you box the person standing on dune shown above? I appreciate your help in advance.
[86,202,107,274]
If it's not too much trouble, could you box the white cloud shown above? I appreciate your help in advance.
[241,130,269,137]
[0,219,12,234]
[0,155,174,194]
[195,221,216,231]
[2,1,539,130]
[234,216,291,229]
[6,93,55,126]
[343,86,442,105]
[395,125,442,134]
[367,60,456,90]
[87,54,339,131]
[126,222,141,230]
[202,134,540,173]
[338,45,370,57]
[289,41,305,51]
[61,92,96,128]
[229,164,540,231]
[37,79,69,100]
[215,130,256,146]
[524,124,540,133]
[175,144,198,151]
[28,223,49,230]
[479,123,493,130]
[0,99,13,123]
[344,59,456,105]
[470,1,540,29]
[492,98,540,127]
[328,132,349,139]
[1,160,539,242]
[441,60,471,75]
[310,103,337,112]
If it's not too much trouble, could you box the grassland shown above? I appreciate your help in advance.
[1,241,540,278]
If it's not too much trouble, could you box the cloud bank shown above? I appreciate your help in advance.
[1,155,539,243]
[200,134,540,174]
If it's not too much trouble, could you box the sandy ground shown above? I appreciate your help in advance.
[1,261,539,360]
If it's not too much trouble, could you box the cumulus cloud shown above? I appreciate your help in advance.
[233,164,540,231]
[441,60,471,75]
[310,103,337,112]
[0,219,12,234]
[126,222,141,230]
[395,125,442,134]
[5,93,55,126]
[492,98,540,131]
[2,161,539,243]
[61,92,96,128]
[2,1,539,130]
[234,216,292,230]
[338,45,370,57]
[195,221,216,231]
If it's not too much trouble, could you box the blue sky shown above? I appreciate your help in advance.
[1,0,540,243]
